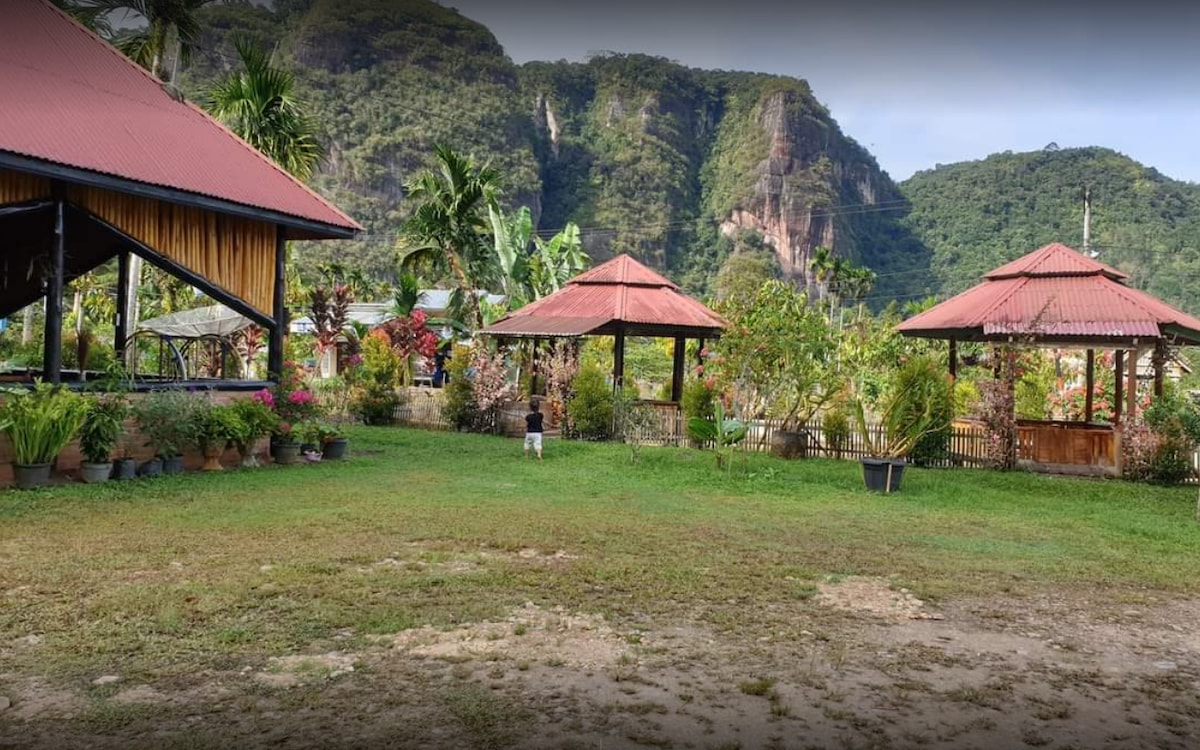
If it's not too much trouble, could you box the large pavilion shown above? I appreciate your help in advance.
[481,254,726,402]
[0,0,361,386]
[898,242,1200,475]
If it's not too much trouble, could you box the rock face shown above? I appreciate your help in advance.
[188,0,924,299]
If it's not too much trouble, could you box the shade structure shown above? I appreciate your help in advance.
[138,305,253,340]
[481,254,725,400]
[897,243,1200,346]
[482,254,726,340]
[0,0,361,387]
[0,0,360,240]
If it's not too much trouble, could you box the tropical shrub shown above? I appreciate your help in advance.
[442,344,477,431]
[680,377,716,424]
[821,403,851,458]
[890,356,955,464]
[134,389,205,458]
[227,397,278,453]
[469,346,514,434]
[0,383,89,466]
[543,340,580,428]
[1124,390,1200,484]
[79,394,129,464]
[687,400,747,473]
[189,403,240,453]
[566,363,614,440]
[351,385,402,425]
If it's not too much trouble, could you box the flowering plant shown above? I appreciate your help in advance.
[274,420,296,442]
[270,362,320,424]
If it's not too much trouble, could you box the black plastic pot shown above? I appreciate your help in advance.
[112,458,137,481]
[162,455,185,475]
[138,457,163,477]
[12,463,52,490]
[861,457,906,493]
[322,437,349,460]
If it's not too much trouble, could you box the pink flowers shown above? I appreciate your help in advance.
[288,390,315,406]
[253,389,275,408]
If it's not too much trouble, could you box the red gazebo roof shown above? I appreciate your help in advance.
[482,254,726,338]
[0,0,361,238]
[898,243,1200,345]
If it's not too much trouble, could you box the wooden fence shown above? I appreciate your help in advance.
[363,389,1200,479]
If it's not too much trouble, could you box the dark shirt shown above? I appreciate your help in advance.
[525,411,544,433]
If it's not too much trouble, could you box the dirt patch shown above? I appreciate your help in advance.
[816,575,942,621]
[252,652,360,689]
[384,602,626,669]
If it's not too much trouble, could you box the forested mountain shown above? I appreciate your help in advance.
[182,0,927,300]
[900,147,1200,310]
[181,2,1200,312]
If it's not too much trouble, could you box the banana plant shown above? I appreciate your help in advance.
[687,400,747,475]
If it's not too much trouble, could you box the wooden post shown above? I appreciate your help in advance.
[1126,345,1139,422]
[530,337,541,396]
[267,225,286,380]
[1084,349,1095,423]
[1153,341,1166,397]
[948,338,958,380]
[670,336,686,402]
[44,185,66,384]
[612,329,625,390]
[114,251,130,367]
[1113,350,1124,425]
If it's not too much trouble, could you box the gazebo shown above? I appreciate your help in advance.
[898,242,1200,475]
[0,0,361,387]
[481,254,726,402]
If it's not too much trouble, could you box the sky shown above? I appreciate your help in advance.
[443,0,1200,183]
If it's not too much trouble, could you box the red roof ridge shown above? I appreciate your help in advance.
[986,242,1127,281]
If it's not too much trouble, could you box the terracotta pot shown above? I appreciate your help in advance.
[201,444,225,472]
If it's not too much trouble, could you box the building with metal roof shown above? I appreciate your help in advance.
[0,0,360,386]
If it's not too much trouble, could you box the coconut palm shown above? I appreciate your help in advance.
[398,145,501,331]
[85,0,214,83]
[205,36,325,181]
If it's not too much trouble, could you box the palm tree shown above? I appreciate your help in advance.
[807,246,835,300]
[205,36,325,181]
[398,145,501,331]
[85,0,214,83]
[50,0,114,35]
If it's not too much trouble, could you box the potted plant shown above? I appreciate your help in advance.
[272,421,301,465]
[320,422,350,460]
[133,390,202,474]
[852,356,953,493]
[189,403,238,472]
[228,397,277,468]
[78,394,129,483]
[0,383,90,489]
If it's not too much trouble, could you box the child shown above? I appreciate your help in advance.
[524,399,544,461]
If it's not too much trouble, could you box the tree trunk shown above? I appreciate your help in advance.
[21,304,34,344]
[124,256,143,369]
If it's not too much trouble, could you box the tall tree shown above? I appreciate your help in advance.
[398,145,501,331]
[86,0,214,83]
[205,36,325,181]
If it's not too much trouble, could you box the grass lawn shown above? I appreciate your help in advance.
[2,426,1199,747]
[3,426,1198,677]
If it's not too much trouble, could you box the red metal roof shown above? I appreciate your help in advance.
[898,243,1200,344]
[0,0,361,237]
[985,242,1128,280]
[481,254,726,338]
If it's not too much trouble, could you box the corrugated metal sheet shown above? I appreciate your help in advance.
[481,254,726,337]
[0,0,360,235]
[571,254,678,287]
[899,244,1200,343]
[986,243,1128,280]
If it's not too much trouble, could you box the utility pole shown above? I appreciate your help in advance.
[1082,186,1093,256]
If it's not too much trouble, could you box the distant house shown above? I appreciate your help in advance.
[289,292,505,335]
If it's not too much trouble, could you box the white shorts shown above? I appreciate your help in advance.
[524,433,543,451]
